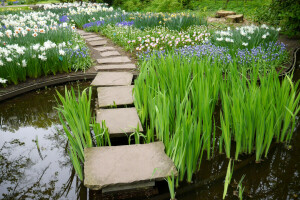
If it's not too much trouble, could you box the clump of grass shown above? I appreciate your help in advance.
[56,87,110,180]
[134,54,221,183]
[220,65,300,161]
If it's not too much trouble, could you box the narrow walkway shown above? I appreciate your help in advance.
[76,29,177,193]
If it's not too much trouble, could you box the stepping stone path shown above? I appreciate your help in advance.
[97,56,131,64]
[89,40,107,46]
[97,108,143,136]
[76,29,177,194]
[97,85,134,107]
[84,142,178,191]
[95,64,136,71]
[91,72,133,86]
[100,51,121,57]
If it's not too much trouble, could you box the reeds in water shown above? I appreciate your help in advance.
[220,65,300,161]
[56,87,110,180]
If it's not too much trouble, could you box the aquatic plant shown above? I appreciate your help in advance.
[223,159,234,199]
[219,65,300,161]
[134,55,221,183]
[56,87,110,180]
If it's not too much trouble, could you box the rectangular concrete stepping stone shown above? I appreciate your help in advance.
[96,108,143,136]
[94,46,115,52]
[91,72,133,86]
[82,34,99,39]
[86,37,105,42]
[79,32,95,36]
[97,56,131,64]
[89,40,107,46]
[84,142,178,190]
[95,64,136,71]
[97,85,134,107]
[100,51,121,57]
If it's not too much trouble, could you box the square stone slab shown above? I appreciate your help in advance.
[100,51,121,57]
[94,46,115,52]
[95,64,136,71]
[91,72,133,86]
[89,40,107,46]
[96,108,143,136]
[84,142,178,190]
[97,56,131,64]
[97,85,134,107]
[86,37,105,42]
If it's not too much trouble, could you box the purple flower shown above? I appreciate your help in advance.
[59,15,69,23]
[83,21,105,29]
[116,21,134,26]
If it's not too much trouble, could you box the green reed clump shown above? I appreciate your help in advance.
[220,65,300,161]
[56,87,110,180]
[134,54,221,183]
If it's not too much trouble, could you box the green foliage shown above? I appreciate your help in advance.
[255,0,300,37]
[56,87,111,180]
[223,159,234,199]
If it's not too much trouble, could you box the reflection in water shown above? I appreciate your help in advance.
[0,81,93,200]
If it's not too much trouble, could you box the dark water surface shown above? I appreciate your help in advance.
[0,81,93,200]
[0,69,300,200]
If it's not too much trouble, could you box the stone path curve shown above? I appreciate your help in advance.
[76,29,178,193]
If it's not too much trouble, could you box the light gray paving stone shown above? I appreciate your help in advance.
[91,72,133,86]
[97,56,131,64]
[96,108,143,136]
[100,51,121,57]
[79,32,95,36]
[83,35,101,39]
[95,64,136,71]
[86,37,105,42]
[94,46,116,52]
[84,142,178,190]
[97,85,134,107]
[89,40,107,46]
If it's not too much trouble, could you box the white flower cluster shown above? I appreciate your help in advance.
[0,77,7,84]
[215,24,280,46]
[0,41,68,66]
[42,2,117,16]
[1,11,59,28]
[135,31,210,51]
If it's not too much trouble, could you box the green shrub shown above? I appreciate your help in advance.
[255,0,300,37]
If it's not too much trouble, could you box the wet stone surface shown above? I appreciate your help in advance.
[100,51,121,57]
[95,64,136,71]
[97,56,131,64]
[96,108,143,136]
[97,85,134,107]
[91,72,133,86]
[84,142,178,190]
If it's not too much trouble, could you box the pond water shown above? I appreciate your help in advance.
[0,69,299,200]
[0,81,94,200]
